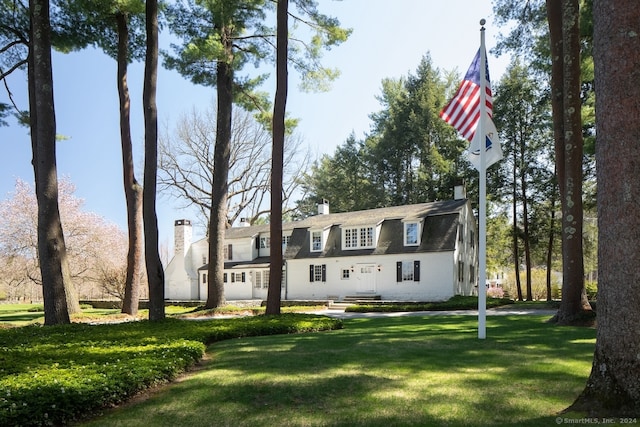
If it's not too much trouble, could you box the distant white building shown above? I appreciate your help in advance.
[165,189,478,302]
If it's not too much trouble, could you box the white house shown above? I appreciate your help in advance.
[164,190,478,302]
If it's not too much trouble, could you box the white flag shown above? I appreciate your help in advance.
[466,115,502,170]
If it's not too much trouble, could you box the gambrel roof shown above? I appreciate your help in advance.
[223,199,469,260]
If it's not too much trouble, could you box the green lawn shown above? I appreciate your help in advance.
[80,315,597,427]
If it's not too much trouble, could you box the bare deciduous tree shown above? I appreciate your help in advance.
[158,106,309,229]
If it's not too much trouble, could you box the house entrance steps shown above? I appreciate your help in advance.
[342,294,382,303]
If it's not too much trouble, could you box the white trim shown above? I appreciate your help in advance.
[403,221,421,246]
[310,230,323,252]
[341,225,375,250]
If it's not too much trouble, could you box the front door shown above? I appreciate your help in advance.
[355,263,376,293]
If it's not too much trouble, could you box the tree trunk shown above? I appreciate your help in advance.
[569,0,640,415]
[545,174,557,301]
[511,147,523,301]
[266,0,288,315]
[29,0,79,325]
[520,141,533,301]
[206,31,233,309]
[143,0,164,321]
[116,12,143,316]
[546,0,591,324]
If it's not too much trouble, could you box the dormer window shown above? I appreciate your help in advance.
[311,230,322,252]
[342,226,375,250]
[282,235,290,250]
[404,222,420,246]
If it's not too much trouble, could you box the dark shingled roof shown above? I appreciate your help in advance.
[224,199,468,260]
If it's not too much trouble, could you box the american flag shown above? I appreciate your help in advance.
[439,48,493,142]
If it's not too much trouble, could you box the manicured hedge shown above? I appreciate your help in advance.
[345,295,514,313]
[0,314,342,426]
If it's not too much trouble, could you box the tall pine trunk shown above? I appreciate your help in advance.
[545,176,557,301]
[511,146,523,301]
[573,0,640,418]
[546,0,591,324]
[520,141,533,300]
[116,12,143,316]
[206,30,233,309]
[570,0,640,415]
[266,0,288,315]
[143,0,164,321]
[29,0,79,324]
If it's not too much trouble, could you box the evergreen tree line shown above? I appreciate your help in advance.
[295,50,596,302]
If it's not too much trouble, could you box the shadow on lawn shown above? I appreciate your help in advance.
[84,315,596,427]
[0,311,44,323]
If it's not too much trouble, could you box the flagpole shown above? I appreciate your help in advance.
[478,19,487,340]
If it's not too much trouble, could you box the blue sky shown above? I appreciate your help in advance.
[0,0,511,252]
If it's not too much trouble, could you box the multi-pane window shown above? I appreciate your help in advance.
[396,260,420,282]
[260,236,270,249]
[229,272,245,283]
[254,270,262,288]
[282,235,290,250]
[263,271,270,288]
[402,261,414,281]
[311,231,322,251]
[360,227,373,247]
[342,269,350,279]
[344,226,374,249]
[345,228,357,248]
[404,222,419,246]
[254,270,270,289]
[309,264,326,282]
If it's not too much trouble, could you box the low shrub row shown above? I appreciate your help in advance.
[0,314,342,426]
[345,295,514,313]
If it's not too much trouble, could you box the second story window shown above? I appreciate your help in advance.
[343,226,375,249]
[404,222,420,246]
[311,231,322,252]
[223,244,232,260]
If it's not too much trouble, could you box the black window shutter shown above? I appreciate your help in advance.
[396,262,402,282]
[414,260,420,281]
[321,264,327,282]
[241,272,246,282]
[309,265,314,282]
[228,244,233,260]
[255,237,260,249]
[231,273,235,283]
[223,273,227,283]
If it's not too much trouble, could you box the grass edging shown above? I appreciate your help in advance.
[0,314,342,426]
